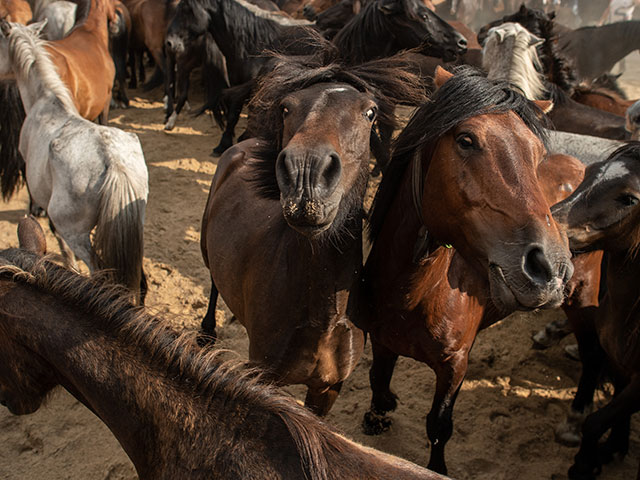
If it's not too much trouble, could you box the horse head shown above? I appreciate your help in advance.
[413,67,572,313]
[165,0,209,56]
[477,4,553,45]
[380,0,467,61]
[272,82,376,236]
[552,142,640,254]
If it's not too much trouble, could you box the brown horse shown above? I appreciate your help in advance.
[0,216,449,480]
[123,0,178,90]
[0,0,32,22]
[200,54,425,416]
[572,85,635,118]
[552,142,640,480]
[44,0,115,122]
[359,65,574,475]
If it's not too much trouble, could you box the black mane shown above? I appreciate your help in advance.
[368,66,550,243]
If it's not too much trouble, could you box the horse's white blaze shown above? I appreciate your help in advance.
[598,160,630,182]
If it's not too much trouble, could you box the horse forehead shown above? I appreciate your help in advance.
[595,159,633,184]
[294,83,368,117]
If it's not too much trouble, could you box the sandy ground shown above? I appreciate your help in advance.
[1,54,640,480]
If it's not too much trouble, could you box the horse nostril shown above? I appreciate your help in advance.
[523,245,553,285]
[321,152,342,194]
[457,37,467,49]
[166,39,173,49]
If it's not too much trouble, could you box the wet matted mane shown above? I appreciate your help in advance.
[368,66,549,242]
[0,248,348,480]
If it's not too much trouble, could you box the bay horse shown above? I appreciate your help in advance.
[0,216,450,480]
[359,65,574,475]
[167,0,466,155]
[200,53,425,416]
[0,19,148,302]
[552,142,640,480]
[481,22,629,141]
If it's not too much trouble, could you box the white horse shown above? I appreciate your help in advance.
[0,19,149,302]
[481,22,547,101]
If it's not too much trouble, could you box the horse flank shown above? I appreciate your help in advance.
[482,23,547,100]
[0,248,344,480]
[7,23,77,113]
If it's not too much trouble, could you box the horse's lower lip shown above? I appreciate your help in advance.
[286,219,332,237]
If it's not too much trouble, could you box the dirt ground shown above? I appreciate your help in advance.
[1,54,640,480]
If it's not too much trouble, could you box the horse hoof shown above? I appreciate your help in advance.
[555,421,581,447]
[362,410,393,435]
[568,463,597,480]
[164,112,177,131]
[29,206,46,218]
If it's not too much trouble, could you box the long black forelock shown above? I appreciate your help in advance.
[368,65,551,243]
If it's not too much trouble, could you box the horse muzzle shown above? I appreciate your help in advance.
[488,244,573,313]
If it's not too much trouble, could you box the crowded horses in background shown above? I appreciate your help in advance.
[0,0,639,478]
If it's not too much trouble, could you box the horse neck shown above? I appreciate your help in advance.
[71,0,109,45]
[601,252,640,368]
[594,21,640,59]
[3,283,297,479]
[333,6,390,63]
[10,34,77,115]
[207,0,285,64]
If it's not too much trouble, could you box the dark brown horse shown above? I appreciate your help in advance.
[0,216,449,480]
[359,65,574,475]
[200,54,425,416]
[552,142,640,480]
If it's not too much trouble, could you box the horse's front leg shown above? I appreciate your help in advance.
[426,352,467,475]
[556,306,605,446]
[362,339,399,434]
[569,375,640,480]
[198,277,219,346]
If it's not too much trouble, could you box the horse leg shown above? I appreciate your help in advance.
[362,340,399,435]
[198,278,219,346]
[211,86,250,156]
[139,267,148,305]
[97,100,111,125]
[568,376,640,480]
[426,355,467,475]
[556,309,605,446]
[305,381,343,417]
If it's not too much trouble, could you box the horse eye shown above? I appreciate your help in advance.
[281,105,289,116]
[364,107,377,122]
[456,134,474,150]
[617,194,639,207]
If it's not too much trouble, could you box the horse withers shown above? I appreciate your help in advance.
[552,142,640,480]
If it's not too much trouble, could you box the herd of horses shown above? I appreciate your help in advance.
[0,0,639,478]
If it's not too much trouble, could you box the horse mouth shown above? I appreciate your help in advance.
[488,263,565,313]
[281,199,338,237]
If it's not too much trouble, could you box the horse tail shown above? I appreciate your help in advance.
[0,81,26,201]
[93,154,146,297]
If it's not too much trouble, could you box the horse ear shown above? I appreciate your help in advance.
[17,215,47,256]
[0,18,11,37]
[434,66,454,89]
[378,0,397,15]
[28,19,48,37]
[549,11,556,20]
[352,0,361,14]
[519,4,526,13]
[529,34,544,48]
[533,99,553,114]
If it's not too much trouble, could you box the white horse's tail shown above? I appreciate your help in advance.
[93,159,146,300]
